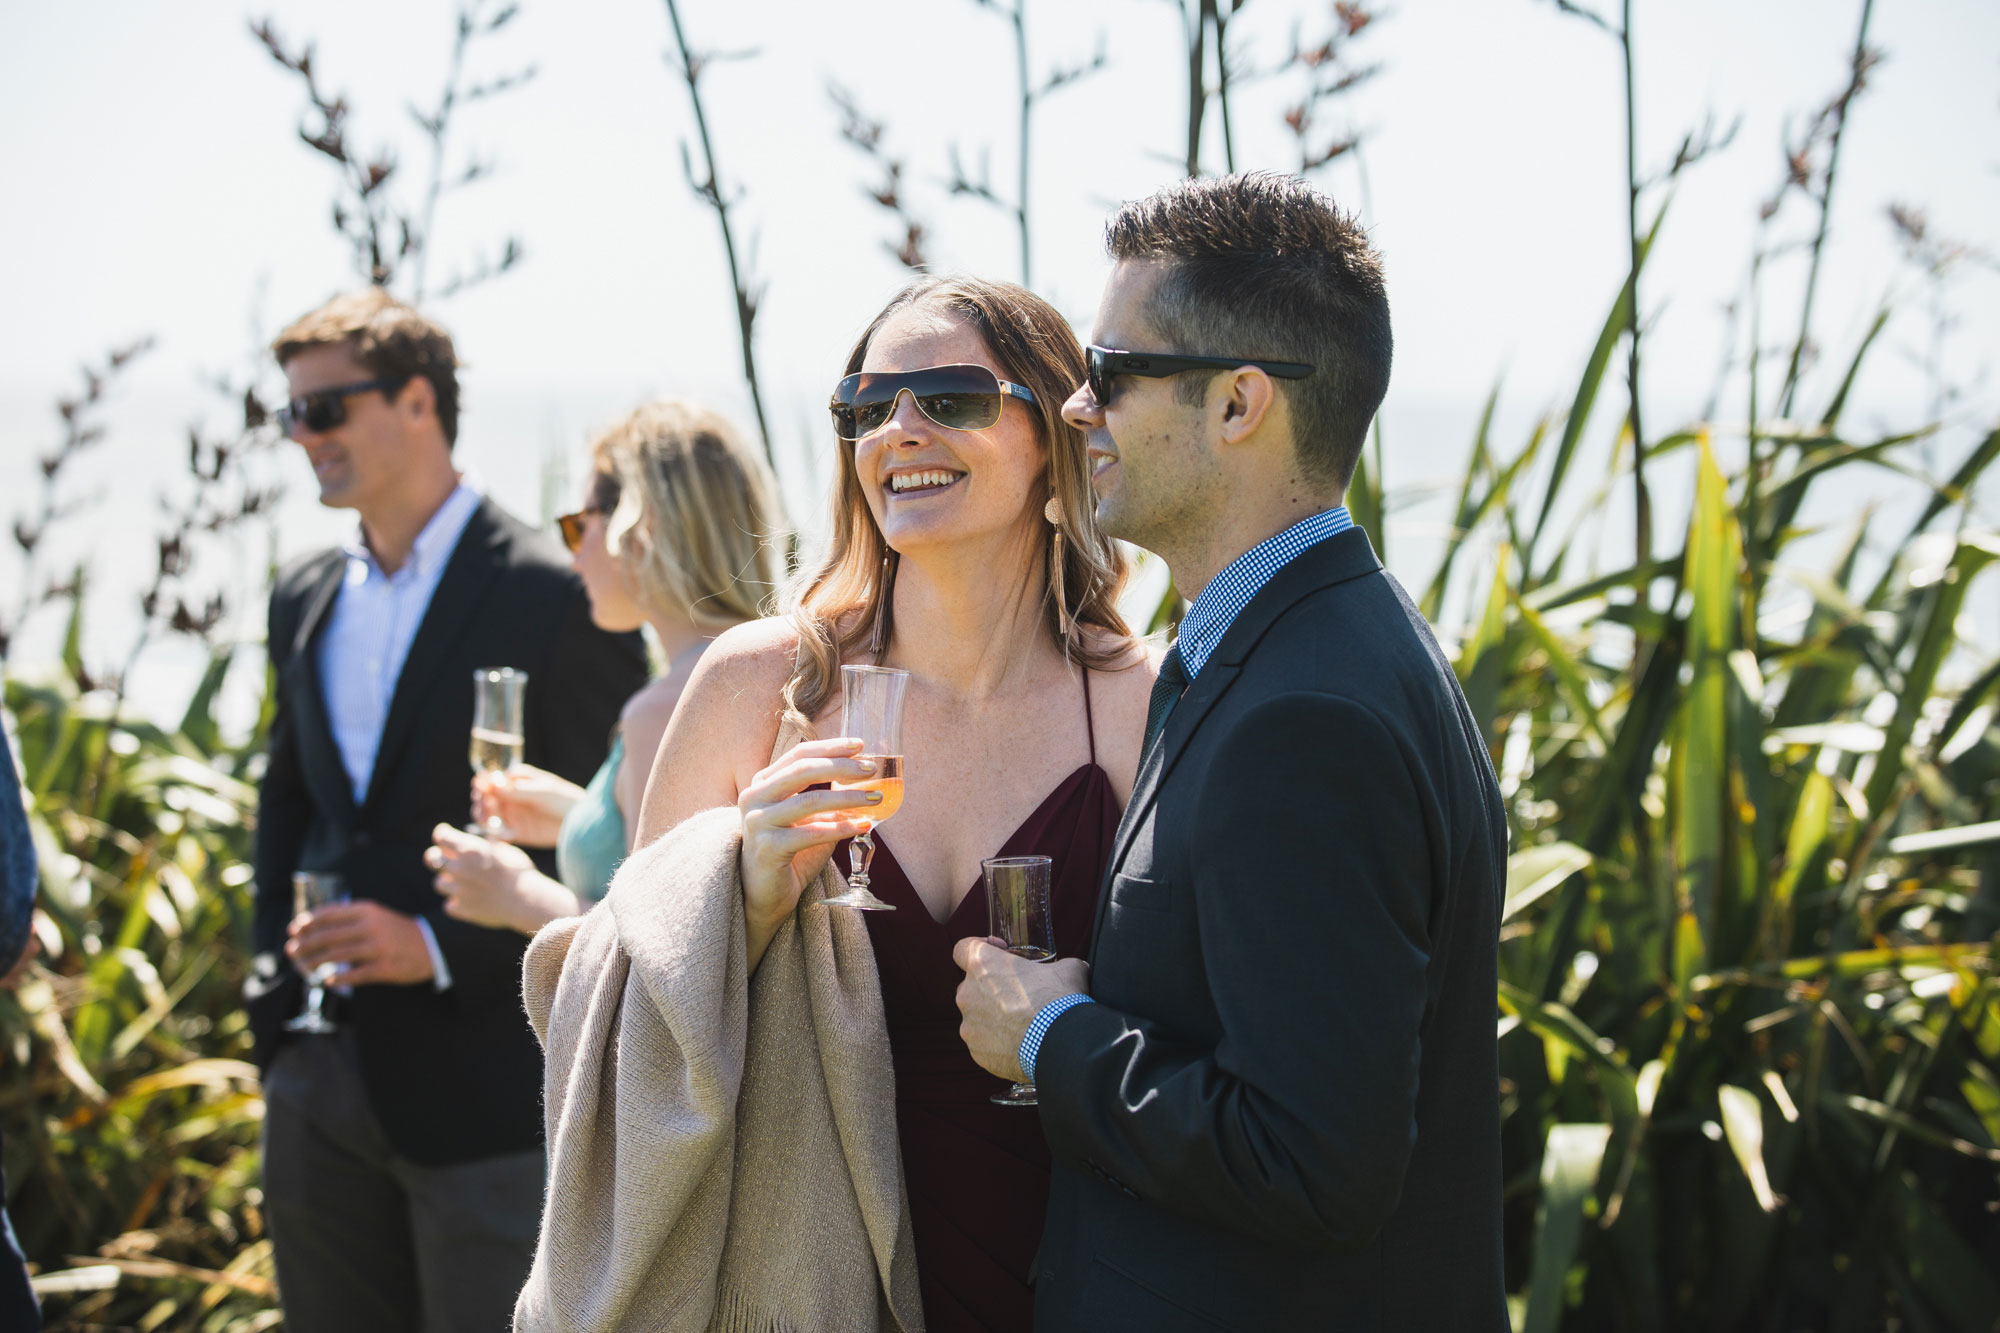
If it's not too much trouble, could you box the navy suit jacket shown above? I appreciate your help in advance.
[1033,529,1509,1331]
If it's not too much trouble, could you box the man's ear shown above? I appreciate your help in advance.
[1215,367,1277,446]
[397,374,437,428]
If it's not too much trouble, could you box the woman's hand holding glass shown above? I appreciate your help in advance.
[428,824,583,934]
[470,764,586,848]
[736,737,883,967]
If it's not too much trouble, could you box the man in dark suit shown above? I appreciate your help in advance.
[248,290,646,1332]
[954,173,1508,1330]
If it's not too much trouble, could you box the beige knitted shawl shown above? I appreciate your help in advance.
[514,729,923,1333]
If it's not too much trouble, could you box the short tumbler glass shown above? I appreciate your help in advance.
[984,855,1054,1106]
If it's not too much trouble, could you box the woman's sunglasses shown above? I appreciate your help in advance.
[556,475,622,552]
[554,509,598,553]
[275,376,408,438]
[829,364,1037,441]
[1084,345,1313,405]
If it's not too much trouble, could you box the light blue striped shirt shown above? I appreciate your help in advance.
[1175,506,1353,680]
[315,482,480,991]
[318,483,482,804]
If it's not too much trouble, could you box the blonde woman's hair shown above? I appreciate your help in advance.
[591,400,785,628]
[781,275,1135,733]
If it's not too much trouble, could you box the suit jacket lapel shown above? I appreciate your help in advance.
[1088,661,1243,958]
[359,500,504,817]
[286,552,358,830]
[1087,528,1386,959]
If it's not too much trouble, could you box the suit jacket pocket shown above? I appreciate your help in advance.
[1079,1256,1238,1332]
[1108,871,1174,914]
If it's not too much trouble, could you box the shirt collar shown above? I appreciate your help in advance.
[1176,506,1352,679]
[342,482,481,580]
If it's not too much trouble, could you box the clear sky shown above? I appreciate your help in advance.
[2,0,1996,725]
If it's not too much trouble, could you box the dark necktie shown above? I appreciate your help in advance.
[1142,642,1189,758]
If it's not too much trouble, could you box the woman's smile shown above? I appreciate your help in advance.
[885,467,967,497]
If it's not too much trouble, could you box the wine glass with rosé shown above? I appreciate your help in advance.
[824,664,909,910]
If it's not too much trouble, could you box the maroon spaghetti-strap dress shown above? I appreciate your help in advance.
[856,670,1119,1333]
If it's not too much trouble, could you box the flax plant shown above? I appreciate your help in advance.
[253,0,536,301]
[661,0,776,469]
[1448,10,2000,1320]
[5,630,277,1329]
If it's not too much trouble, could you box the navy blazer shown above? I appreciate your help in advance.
[1033,528,1509,1331]
[247,497,646,1165]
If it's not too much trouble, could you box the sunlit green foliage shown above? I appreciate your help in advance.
[1451,265,2000,1329]
[3,609,278,1329]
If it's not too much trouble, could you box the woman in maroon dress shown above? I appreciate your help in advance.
[637,275,1155,1330]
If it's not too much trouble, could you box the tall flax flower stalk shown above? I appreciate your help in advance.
[659,0,774,469]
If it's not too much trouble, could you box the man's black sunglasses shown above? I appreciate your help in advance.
[276,376,409,438]
[1084,345,1313,404]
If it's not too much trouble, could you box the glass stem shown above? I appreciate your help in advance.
[851,830,877,888]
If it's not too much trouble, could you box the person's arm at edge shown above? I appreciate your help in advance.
[0,722,38,984]
[1032,692,1436,1252]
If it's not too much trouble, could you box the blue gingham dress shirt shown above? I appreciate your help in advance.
[1016,506,1354,1080]
[1173,506,1353,681]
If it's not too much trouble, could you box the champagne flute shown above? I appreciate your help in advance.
[824,664,910,910]
[469,667,527,839]
[284,871,349,1034]
[983,855,1054,1106]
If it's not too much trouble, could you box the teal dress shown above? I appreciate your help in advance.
[556,733,627,902]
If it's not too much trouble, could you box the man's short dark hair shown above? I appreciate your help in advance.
[1106,172,1391,491]
[272,289,463,446]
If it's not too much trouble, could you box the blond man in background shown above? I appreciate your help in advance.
[247,290,645,1331]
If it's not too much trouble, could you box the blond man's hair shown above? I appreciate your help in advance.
[271,289,463,445]
[592,400,785,628]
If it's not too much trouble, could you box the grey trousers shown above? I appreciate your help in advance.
[260,1030,543,1333]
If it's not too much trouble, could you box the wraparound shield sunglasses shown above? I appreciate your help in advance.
[829,364,1037,441]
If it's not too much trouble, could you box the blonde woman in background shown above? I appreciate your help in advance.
[426,400,783,932]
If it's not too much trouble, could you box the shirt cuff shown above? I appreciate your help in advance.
[1019,993,1094,1081]
[414,916,454,991]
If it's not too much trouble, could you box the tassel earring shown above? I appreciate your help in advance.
[869,549,895,660]
[1045,493,1069,642]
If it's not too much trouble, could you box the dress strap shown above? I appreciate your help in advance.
[1081,666,1097,765]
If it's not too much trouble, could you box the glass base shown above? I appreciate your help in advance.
[284,1012,338,1034]
[991,1081,1038,1106]
[823,885,897,911]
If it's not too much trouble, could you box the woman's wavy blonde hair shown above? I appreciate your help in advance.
[592,399,785,628]
[781,276,1134,732]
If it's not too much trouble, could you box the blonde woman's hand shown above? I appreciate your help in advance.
[470,764,586,849]
[736,738,880,962]
[428,824,583,936]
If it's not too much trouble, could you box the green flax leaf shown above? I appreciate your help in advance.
[1521,1123,1614,1333]
[1718,1084,1780,1212]
[1505,842,1595,922]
